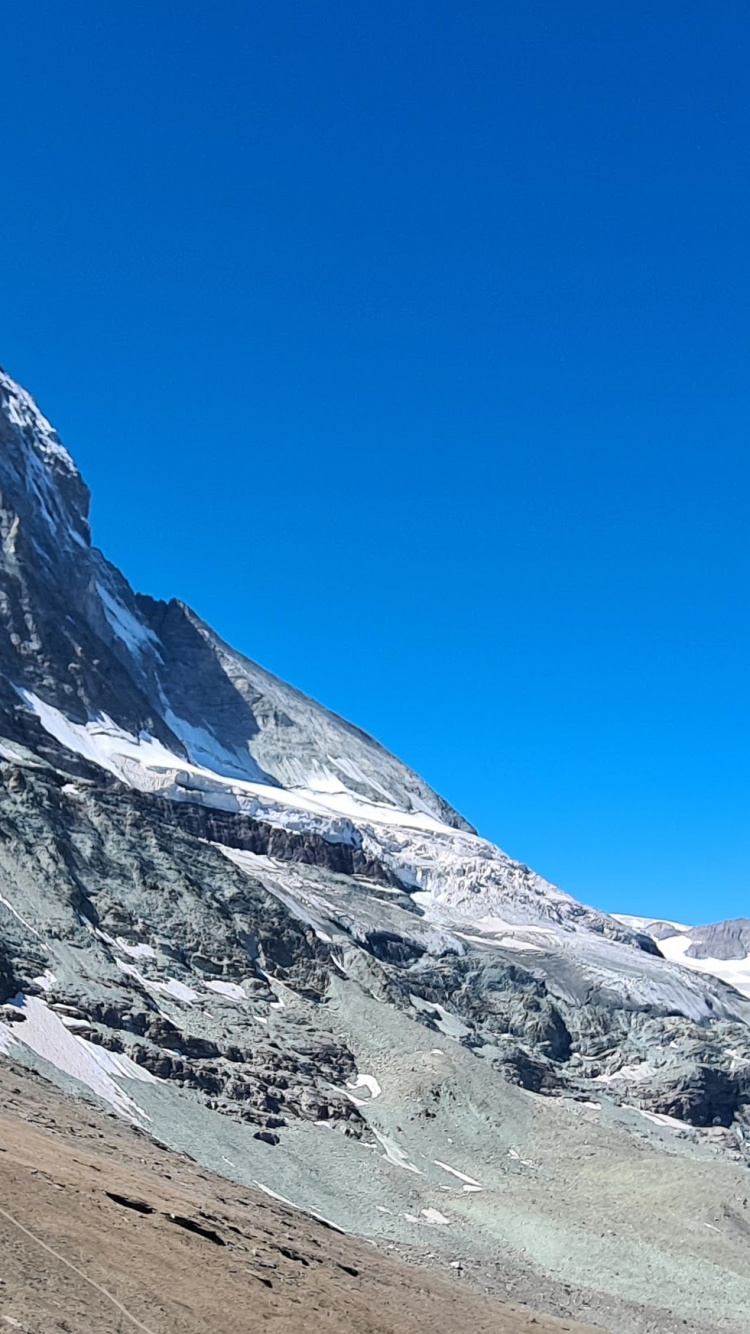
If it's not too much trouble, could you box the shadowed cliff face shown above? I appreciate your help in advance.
[2,364,750,1334]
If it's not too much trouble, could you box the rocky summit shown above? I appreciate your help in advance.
[1,364,749,1334]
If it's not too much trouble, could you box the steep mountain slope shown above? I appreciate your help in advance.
[0,364,469,829]
[1,364,750,1334]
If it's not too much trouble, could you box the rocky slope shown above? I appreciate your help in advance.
[1,364,750,1334]
[1,1064,600,1334]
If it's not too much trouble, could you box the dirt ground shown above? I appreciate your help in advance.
[0,1063,604,1334]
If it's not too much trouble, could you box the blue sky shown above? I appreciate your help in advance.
[1,2,748,922]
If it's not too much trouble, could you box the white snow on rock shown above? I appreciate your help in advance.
[614,915,750,999]
[339,1073,382,1106]
[161,704,268,785]
[507,1148,534,1167]
[656,934,750,1000]
[456,930,545,953]
[0,994,156,1120]
[12,605,750,1040]
[0,888,44,940]
[347,1073,382,1099]
[17,690,186,786]
[205,980,247,1001]
[409,994,470,1040]
[0,369,75,470]
[31,969,57,993]
[96,582,159,658]
[372,1129,423,1174]
[4,365,746,1046]
[595,1062,658,1086]
[115,938,156,960]
[15,687,750,1038]
[156,978,200,1003]
[253,1181,345,1234]
[614,913,691,934]
[115,958,198,1004]
[628,1106,690,1131]
[434,1159,482,1188]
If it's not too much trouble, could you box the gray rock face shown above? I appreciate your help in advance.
[2,364,750,1334]
[685,918,750,962]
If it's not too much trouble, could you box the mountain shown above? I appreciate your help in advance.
[1,364,750,1334]
[615,914,750,998]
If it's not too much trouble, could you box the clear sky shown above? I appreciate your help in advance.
[1,3,748,923]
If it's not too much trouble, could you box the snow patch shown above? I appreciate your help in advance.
[115,958,198,1004]
[0,370,76,470]
[162,705,267,784]
[656,933,750,1000]
[206,980,247,1001]
[612,913,691,934]
[457,931,544,953]
[373,1129,423,1174]
[253,1181,345,1233]
[347,1073,382,1100]
[0,994,156,1120]
[31,970,56,993]
[507,1148,534,1167]
[156,978,199,1004]
[409,993,470,1040]
[434,1159,482,1188]
[0,889,44,940]
[627,1105,690,1131]
[17,690,186,784]
[115,938,155,961]
[96,583,159,658]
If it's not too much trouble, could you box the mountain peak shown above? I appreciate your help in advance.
[0,366,78,477]
[0,367,469,830]
[0,365,91,563]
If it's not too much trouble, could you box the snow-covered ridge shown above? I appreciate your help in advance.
[17,687,674,959]
[0,365,91,560]
[0,367,77,473]
[16,686,392,841]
